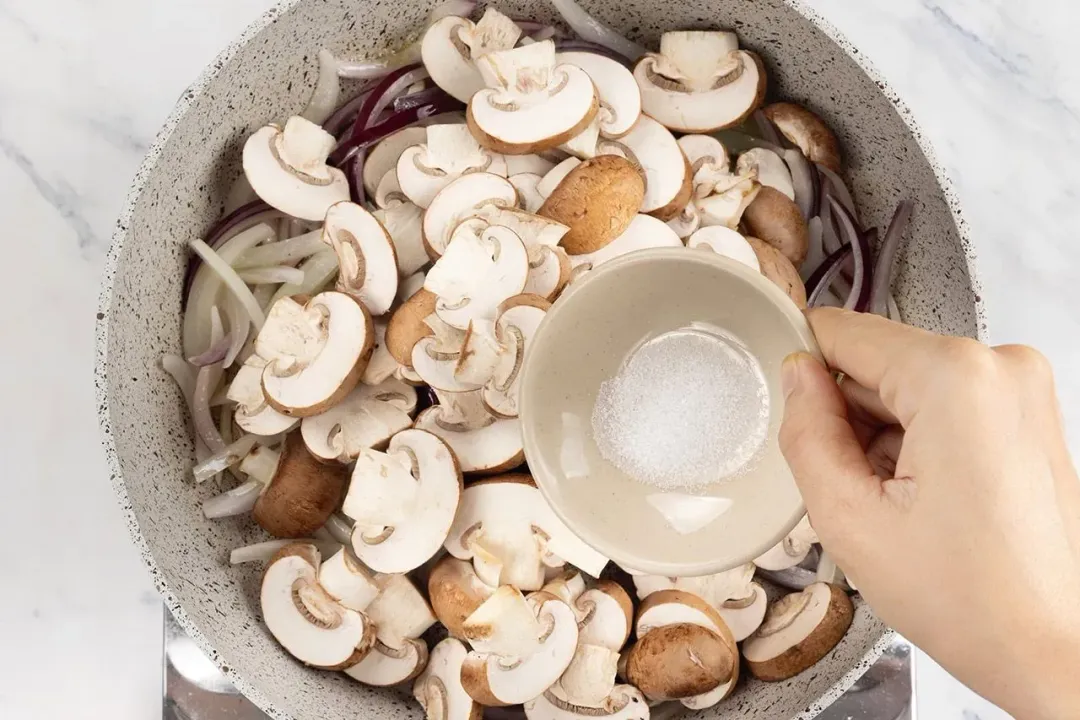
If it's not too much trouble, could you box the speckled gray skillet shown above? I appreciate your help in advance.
[95,1,987,718]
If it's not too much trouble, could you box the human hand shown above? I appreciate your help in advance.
[778,307,1080,720]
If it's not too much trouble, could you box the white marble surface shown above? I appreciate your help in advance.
[3,0,1075,717]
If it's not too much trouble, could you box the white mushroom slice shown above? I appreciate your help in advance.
[742,582,854,681]
[300,377,417,462]
[717,582,767,642]
[461,592,579,706]
[345,637,428,686]
[257,293,375,417]
[557,52,642,138]
[559,644,619,706]
[421,10,523,103]
[415,406,523,475]
[536,157,583,199]
[633,32,765,133]
[318,547,380,612]
[462,585,542,658]
[482,298,549,418]
[428,555,498,638]
[415,639,483,720]
[399,271,427,303]
[525,246,572,299]
[541,571,587,606]
[375,168,409,210]
[525,684,649,720]
[422,173,518,258]
[695,179,759,229]
[506,154,557,177]
[666,202,700,240]
[398,124,508,209]
[687,226,760,272]
[576,581,634,651]
[261,543,374,669]
[364,127,429,198]
[469,41,599,155]
[426,224,529,330]
[362,321,399,386]
[633,564,755,610]
[323,202,399,316]
[344,429,462,573]
[753,515,818,571]
[597,115,690,220]
[737,147,794,200]
[454,320,505,387]
[432,387,498,430]
[558,116,601,160]
[226,359,299,436]
[677,135,742,199]
[243,116,349,221]
[570,215,683,275]
[510,172,546,213]
[467,205,570,256]
[372,193,428,278]
[365,573,438,649]
[635,589,733,639]
[409,312,470,391]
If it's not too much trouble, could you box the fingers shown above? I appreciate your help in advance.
[779,352,884,537]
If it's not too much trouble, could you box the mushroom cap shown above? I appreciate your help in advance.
[742,186,809,266]
[687,226,760,272]
[345,637,429,686]
[324,201,399,316]
[717,582,768,642]
[386,288,438,368]
[569,214,683,276]
[742,582,854,682]
[576,581,634,651]
[745,236,807,308]
[511,172,546,213]
[737,148,795,201]
[558,644,620,707]
[538,155,644,255]
[678,134,729,175]
[373,200,429,278]
[318,546,380,612]
[525,684,649,720]
[415,638,484,720]
[481,299,549,418]
[541,570,588,606]
[625,623,735,700]
[421,17,485,104]
[557,52,642,138]
[633,39,766,133]
[397,124,509,209]
[428,555,497,639]
[422,172,518,258]
[680,661,739,709]
[468,41,600,155]
[260,542,374,669]
[414,406,523,475]
[666,201,701,240]
[635,589,732,640]
[227,359,299,436]
[259,293,375,417]
[763,102,843,174]
[537,157,583,200]
[253,434,347,538]
[525,246,572,300]
[345,428,463,574]
[461,592,580,706]
[364,127,429,198]
[597,115,690,220]
[242,117,350,221]
[300,376,417,463]
[696,179,759,229]
[365,572,438,649]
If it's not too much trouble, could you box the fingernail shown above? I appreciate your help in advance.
[782,353,805,399]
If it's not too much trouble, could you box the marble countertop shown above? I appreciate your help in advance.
[4,0,1074,716]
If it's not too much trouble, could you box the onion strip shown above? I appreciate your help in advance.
[869,200,914,317]
[161,355,196,407]
[549,0,645,60]
[817,165,858,223]
[222,294,249,368]
[270,250,340,306]
[232,230,325,269]
[806,244,853,308]
[784,148,816,220]
[203,479,261,519]
[236,266,306,285]
[230,540,294,565]
[193,434,259,484]
[189,238,267,330]
[324,513,354,545]
[827,197,872,311]
[301,49,342,126]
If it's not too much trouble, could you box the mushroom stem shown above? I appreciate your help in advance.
[240,446,281,486]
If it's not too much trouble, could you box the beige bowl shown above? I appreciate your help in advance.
[521,248,821,576]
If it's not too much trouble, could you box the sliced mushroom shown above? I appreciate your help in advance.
[461,591,579,706]
[666,202,700,240]
[345,637,428,686]
[300,377,417,462]
[559,644,620,707]
[677,134,732,199]
[537,157,583,200]
[511,172,546,213]
[717,582,767,642]
[687,226,760,272]
[635,589,732,638]
[597,115,691,221]
[506,154,558,177]
[538,155,644,255]
[361,321,399,386]
[460,207,571,301]
[633,32,766,133]
[557,52,642,138]
[415,638,483,720]
[469,41,599,155]
[399,271,428,303]
[695,178,759,229]
[398,124,509,209]
[260,542,374,668]
[318,546,380,612]
[412,314,476,393]
[624,623,735,702]
[745,236,807,308]
[414,405,523,475]
[242,116,349,221]
[322,202,399,316]
[365,573,438,650]
[422,172,518,258]
[227,358,299,436]
[425,223,529,330]
[257,292,375,417]
[742,582,854,681]
[372,173,428,277]
[541,570,588,606]
[741,186,809,266]
[754,515,818,571]
[462,585,543,657]
[632,564,755,610]
[428,555,497,638]
[525,684,649,720]
[737,148,794,200]
[386,288,438,368]
[421,10,523,103]
[364,127,429,198]
[569,214,683,277]
[241,434,347,537]
[763,102,842,174]
[576,581,634,651]
[343,428,462,573]
[480,296,550,418]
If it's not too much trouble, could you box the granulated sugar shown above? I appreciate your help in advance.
[591,326,769,490]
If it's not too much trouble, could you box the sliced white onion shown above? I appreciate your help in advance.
[221,294,249,369]
[302,49,341,126]
[549,0,645,60]
[232,230,325,269]
[324,513,354,545]
[161,355,196,407]
[236,266,306,285]
[189,238,267,330]
[230,539,294,565]
[203,479,261,519]
[192,434,259,484]
[269,250,339,306]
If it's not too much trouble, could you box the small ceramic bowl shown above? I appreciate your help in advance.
[520,248,822,577]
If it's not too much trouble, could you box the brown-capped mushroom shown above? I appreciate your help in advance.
[741,186,809,266]
[386,288,438,369]
[397,124,509,208]
[415,638,484,720]
[597,115,691,221]
[428,555,497,639]
[745,235,807,308]
[763,102,843,174]
[422,172,519,258]
[421,9,523,103]
[538,155,644,255]
[300,377,417,463]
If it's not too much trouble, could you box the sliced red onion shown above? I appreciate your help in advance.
[887,294,902,322]
[869,200,914,317]
[331,97,461,166]
[529,26,558,42]
[193,434,259,484]
[203,479,261,519]
[817,165,858,224]
[192,309,226,453]
[784,148,816,220]
[754,109,783,147]
[827,197,872,311]
[348,152,367,205]
[189,238,267,331]
[301,49,342,126]
[188,333,230,367]
[348,64,425,136]
[801,216,825,282]
[323,87,376,139]
[550,0,645,60]
[806,244,853,308]
[181,201,279,308]
[819,199,840,255]
[394,85,452,112]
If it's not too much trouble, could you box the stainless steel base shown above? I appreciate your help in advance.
[164,610,914,720]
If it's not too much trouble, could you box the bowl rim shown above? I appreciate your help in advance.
[95,1,988,717]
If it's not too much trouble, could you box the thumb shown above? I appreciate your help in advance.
[779,352,883,531]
